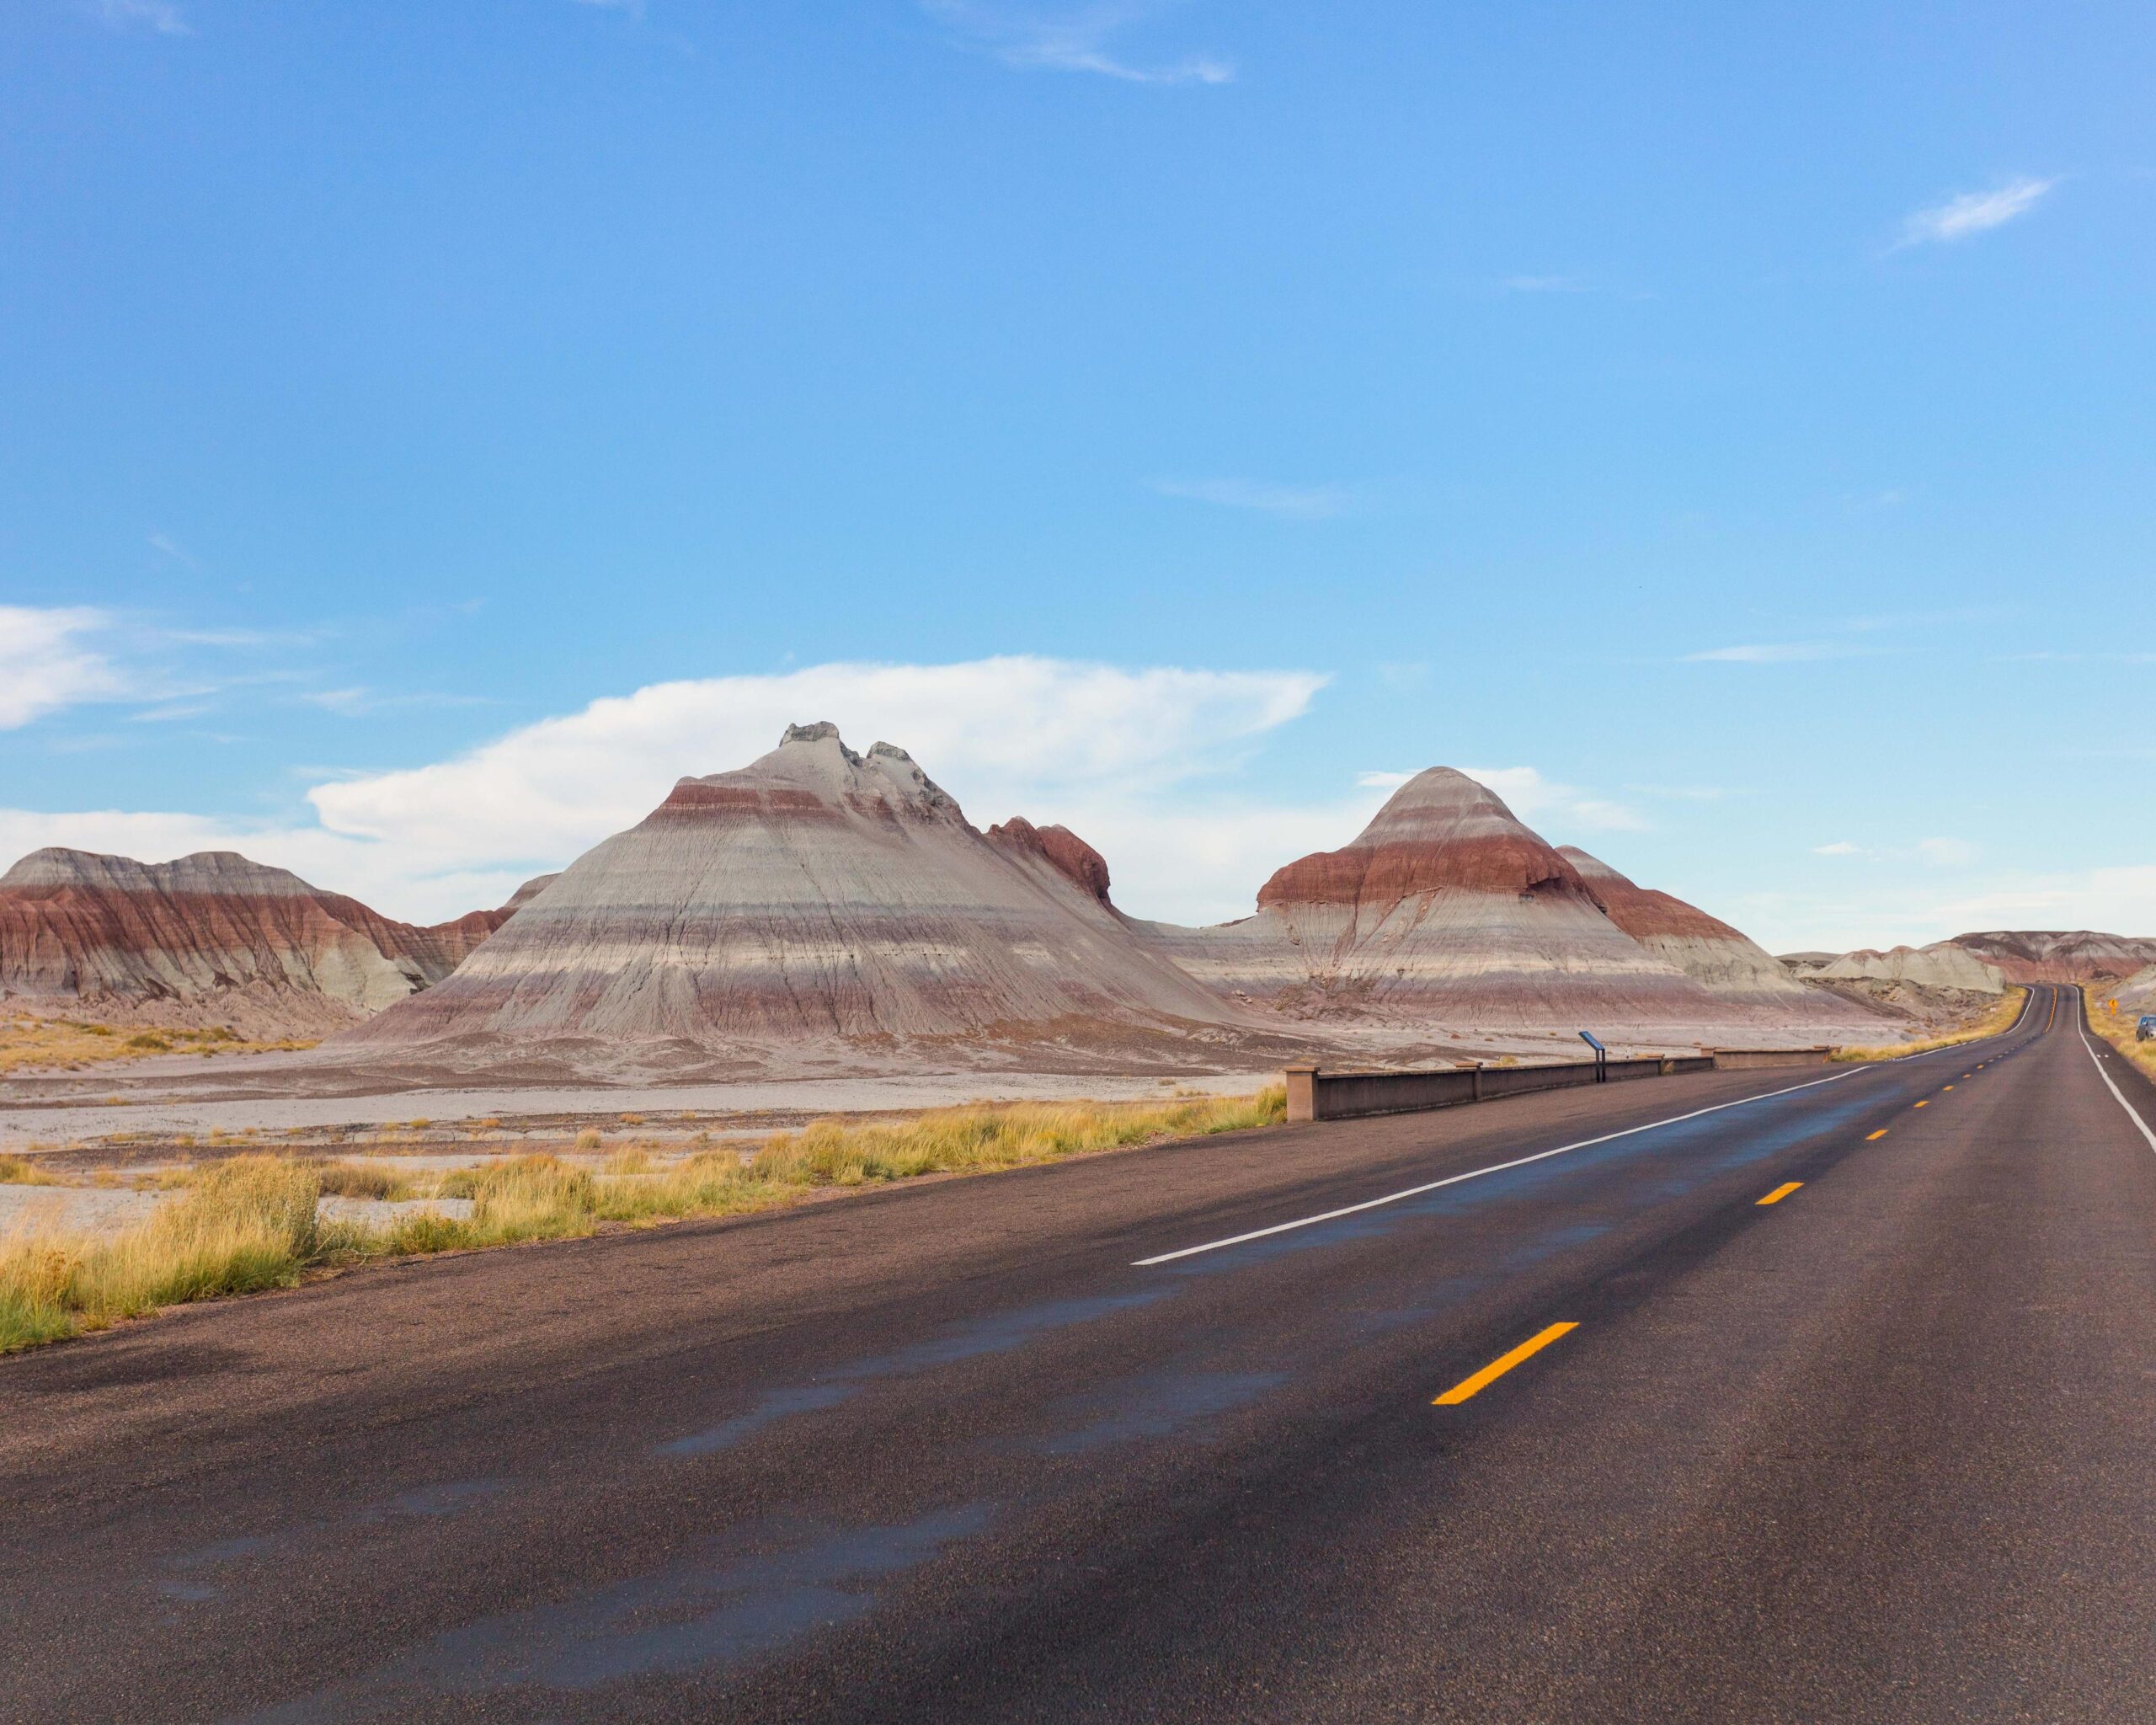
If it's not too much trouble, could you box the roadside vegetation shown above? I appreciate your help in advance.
[0,1088,1285,1354]
[2086,993,2156,1084]
[0,1012,318,1076]
[1830,985,2030,1063]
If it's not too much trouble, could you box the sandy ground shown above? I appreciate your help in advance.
[0,1069,1274,1150]
[0,1183,477,1238]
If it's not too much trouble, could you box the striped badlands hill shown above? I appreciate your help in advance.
[340,724,1255,1056]
[1945,929,2156,985]
[0,849,511,1033]
[1556,846,1813,1002]
[1131,768,1728,1023]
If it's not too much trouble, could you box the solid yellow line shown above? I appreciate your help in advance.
[1866,1129,1888,1140]
[1757,1182,1803,1205]
[1433,1322,1578,1405]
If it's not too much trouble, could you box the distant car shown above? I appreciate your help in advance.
[2139,1014,2156,1041]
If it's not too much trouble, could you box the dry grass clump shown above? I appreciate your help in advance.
[1,1156,319,1352]
[1832,986,2028,1063]
[0,1013,317,1075]
[307,1160,416,1201]
[0,1156,63,1186]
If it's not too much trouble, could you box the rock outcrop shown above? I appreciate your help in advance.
[341,723,1251,1055]
[0,848,514,1032]
[1130,769,1729,1023]
[1556,846,1817,1002]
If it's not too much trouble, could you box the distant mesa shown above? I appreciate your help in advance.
[0,847,524,1034]
[1946,929,2156,986]
[1786,943,2007,994]
[8,734,2006,1069]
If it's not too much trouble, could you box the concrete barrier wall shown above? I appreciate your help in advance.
[1285,1051,1748,1124]
[1707,1047,1832,1071]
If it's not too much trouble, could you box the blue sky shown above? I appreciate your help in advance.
[3,0,2152,948]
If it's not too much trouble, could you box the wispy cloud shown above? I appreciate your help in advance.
[302,686,495,718]
[90,0,189,35]
[147,531,200,569]
[1814,841,1861,857]
[1682,643,1879,665]
[1459,766,1648,835]
[1897,175,2056,248]
[1149,478,1353,520]
[1499,275,1591,295]
[924,3,1232,85]
[0,607,126,729]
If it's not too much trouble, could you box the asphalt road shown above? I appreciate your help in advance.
[7,984,2155,1723]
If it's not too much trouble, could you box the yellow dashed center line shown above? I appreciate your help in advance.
[1433,1322,1578,1406]
[1913,1100,1929,1108]
[1757,1182,1803,1205]
[1866,1130,1889,1140]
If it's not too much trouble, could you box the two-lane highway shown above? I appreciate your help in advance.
[7,985,2154,1722]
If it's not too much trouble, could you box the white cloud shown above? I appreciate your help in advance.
[1356,771,1415,788]
[924,2,1232,84]
[1814,841,1861,857]
[1148,478,1352,519]
[1897,175,2056,247]
[0,607,126,729]
[1459,766,1648,835]
[1917,836,1981,868]
[3,657,1340,925]
[92,0,189,34]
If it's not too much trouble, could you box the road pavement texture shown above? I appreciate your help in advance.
[7,985,2154,1722]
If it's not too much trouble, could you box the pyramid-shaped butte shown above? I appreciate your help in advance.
[1556,846,1811,1001]
[1134,768,1723,1021]
[345,723,1244,1050]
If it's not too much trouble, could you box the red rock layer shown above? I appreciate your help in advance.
[1257,772,1597,910]
[986,819,1113,905]
[1556,847,1747,941]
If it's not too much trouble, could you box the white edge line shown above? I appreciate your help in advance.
[1132,1067,1868,1267]
[2077,1004,2156,1154]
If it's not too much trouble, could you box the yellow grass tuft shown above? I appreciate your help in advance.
[1,1156,319,1352]
[1831,985,2029,1063]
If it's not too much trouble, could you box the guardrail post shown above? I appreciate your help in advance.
[1283,1065,1319,1124]
[1470,1062,1483,1102]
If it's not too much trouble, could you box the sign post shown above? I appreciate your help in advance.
[1578,1030,1608,1084]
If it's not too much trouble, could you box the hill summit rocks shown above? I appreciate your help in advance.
[0,848,512,1033]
